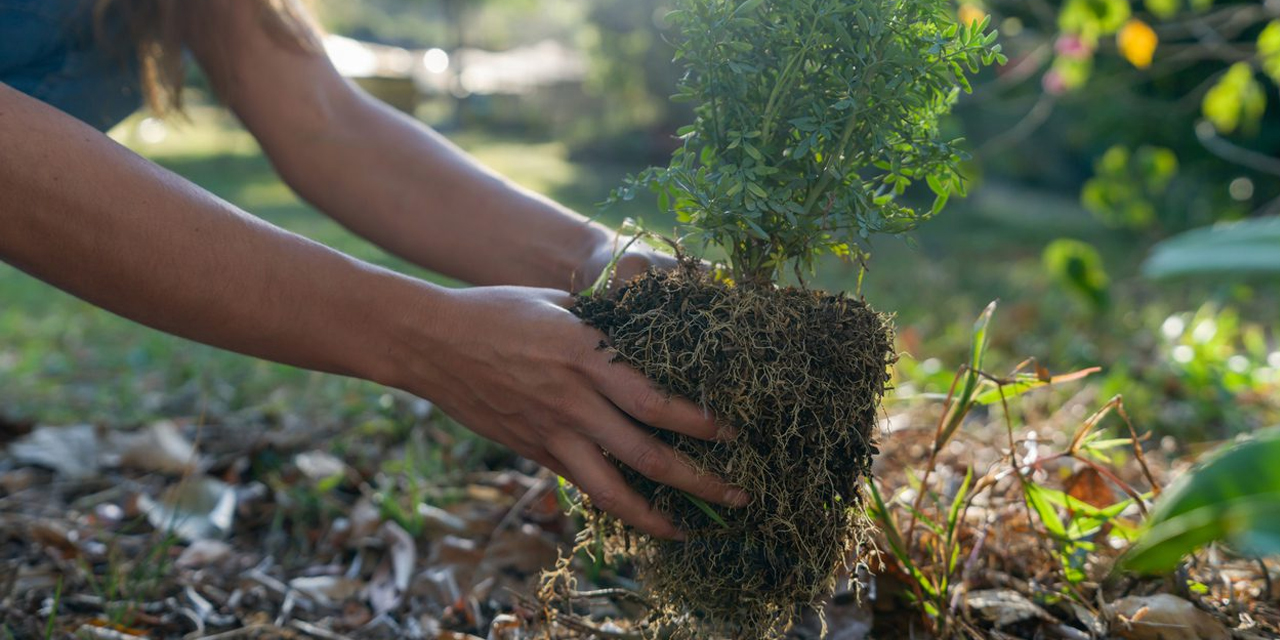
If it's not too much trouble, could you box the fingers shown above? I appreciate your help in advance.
[586,358,728,442]
[587,404,749,508]
[553,438,685,540]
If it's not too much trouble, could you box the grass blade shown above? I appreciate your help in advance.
[684,492,729,528]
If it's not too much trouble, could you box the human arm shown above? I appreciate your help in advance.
[179,0,662,293]
[0,82,740,539]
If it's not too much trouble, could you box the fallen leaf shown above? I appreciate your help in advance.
[73,624,148,640]
[0,468,38,494]
[29,520,81,560]
[1065,466,1116,511]
[295,450,346,483]
[1108,594,1229,640]
[418,502,468,535]
[367,521,416,614]
[114,421,199,475]
[487,613,523,640]
[9,424,100,480]
[483,524,560,575]
[175,539,233,569]
[351,497,383,540]
[138,477,236,541]
[966,589,1056,630]
[289,575,364,608]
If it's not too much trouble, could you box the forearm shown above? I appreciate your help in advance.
[0,83,434,385]
[254,88,611,291]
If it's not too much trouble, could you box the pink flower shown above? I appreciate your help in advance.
[1055,35,1093,60]
[1042,69,1068,96]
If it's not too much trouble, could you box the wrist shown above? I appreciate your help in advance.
[355,271,455,393]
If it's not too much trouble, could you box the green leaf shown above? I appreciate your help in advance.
[936,302,996,448]
[1145,0,1180,20]
[1142,216,1280,279]
[972,366,1100,405]
[1123,428,1280,573]
[1202,63,1267,134]
[1259,21,1280,85]
[1043,239,1110,311]
[684,492,729,528]
[1024,482,1068,539]
[946,467,974,540]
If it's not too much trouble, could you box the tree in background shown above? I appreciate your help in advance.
[963,0,1280,235]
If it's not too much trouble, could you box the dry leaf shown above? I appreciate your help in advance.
[289,575,364,608]
[483,524,559,575]
[418,502,468,535]
[966,589,1055,629]
[29,520,81,560]
[115,421,199,474]
[138,477,236,541]
[9,424,100,480]
[1108,594,1229,640]
[1064,466,1115,511]
[367,521,416,614]
[295,450,346,482]
[487,613,523,640]
[175,539,232,568]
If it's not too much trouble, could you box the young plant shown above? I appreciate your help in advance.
[869,305,1162,636]
[549,2,1003,637]
[617,0,1005,285]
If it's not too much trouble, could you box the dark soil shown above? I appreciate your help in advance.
[559,264,896,638]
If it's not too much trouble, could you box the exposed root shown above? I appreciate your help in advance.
[546,264,895,638]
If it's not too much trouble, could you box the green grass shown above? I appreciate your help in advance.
[0,106,1154,426]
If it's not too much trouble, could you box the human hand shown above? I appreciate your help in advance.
[399,285,746,539]
[576,233,681,294]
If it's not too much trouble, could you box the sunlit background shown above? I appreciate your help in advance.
[3,0,1279,443]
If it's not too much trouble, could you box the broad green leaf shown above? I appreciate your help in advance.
[1124,494,1280,573]
[1123,428,1280,572]
[1142,216,1280,279]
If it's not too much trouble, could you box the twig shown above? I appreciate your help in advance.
[187,624,274,640]
[975,94,1056,159]
[1195,121,1280,177]
[289,619,355,640]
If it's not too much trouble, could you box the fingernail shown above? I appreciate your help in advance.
[725,488,750,507]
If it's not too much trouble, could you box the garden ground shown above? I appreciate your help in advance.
[2,110,1278,638]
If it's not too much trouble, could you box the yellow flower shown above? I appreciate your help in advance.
[958,4,986,26]
[1118,19,1158,69]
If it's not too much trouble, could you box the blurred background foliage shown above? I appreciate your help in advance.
[2,0,1279,447]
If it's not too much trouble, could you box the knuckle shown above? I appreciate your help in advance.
[630,444,671,479]
[545,393,576,419]
[564,332,603,373]
[590,488,620,513]
[630,387,667,423]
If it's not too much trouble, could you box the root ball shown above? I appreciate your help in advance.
[563,265,895,638]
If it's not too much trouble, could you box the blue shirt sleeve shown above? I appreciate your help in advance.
[1,0,144,131]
